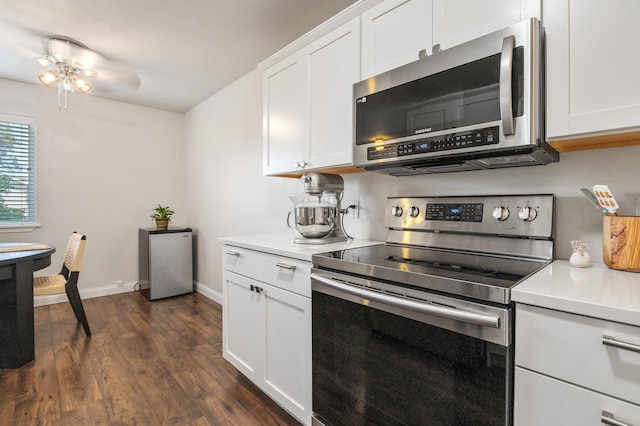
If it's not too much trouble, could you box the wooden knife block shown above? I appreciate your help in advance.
[603,216,640,272]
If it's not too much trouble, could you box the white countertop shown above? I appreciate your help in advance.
[513,260,640,326]
[221,234,640,326]
[219,232,382,262]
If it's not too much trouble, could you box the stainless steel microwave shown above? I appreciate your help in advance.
[353,18,558,176]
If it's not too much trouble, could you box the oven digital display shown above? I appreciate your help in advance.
[426,203,483,222]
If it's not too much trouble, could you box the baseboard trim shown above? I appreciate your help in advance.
[194,281,222,304]
[34,280,223,306]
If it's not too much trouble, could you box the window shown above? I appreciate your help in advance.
[0,114,36,226]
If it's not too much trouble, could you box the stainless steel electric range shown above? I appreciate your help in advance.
[310,194,554,426]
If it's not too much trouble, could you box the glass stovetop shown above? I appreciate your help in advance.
[313,244,550,304]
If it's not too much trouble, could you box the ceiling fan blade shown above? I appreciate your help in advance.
[45,37,102,69]
[77,68,98,79]
[35,56,56,69]
[92,68,141,92]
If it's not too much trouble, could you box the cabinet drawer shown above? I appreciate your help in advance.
[515,367,640,425]
[516,303,640,405]
[222,245,311,297]
[513,368,640,425]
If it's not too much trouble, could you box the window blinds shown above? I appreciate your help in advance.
[0,116,36,224]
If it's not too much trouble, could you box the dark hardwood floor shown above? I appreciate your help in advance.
[0,292,301,425]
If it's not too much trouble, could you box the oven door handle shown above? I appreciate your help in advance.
[311,273,500,328]
[500,34,515,136]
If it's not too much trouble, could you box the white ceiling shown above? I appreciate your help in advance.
[0,0,357,113]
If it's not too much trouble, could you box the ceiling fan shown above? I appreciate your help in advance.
[36,36,140,111]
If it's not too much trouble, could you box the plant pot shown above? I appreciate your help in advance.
[155,219,169,231]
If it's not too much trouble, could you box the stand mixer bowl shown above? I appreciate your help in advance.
[288,196,337,238]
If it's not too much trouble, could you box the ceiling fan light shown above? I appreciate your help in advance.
[38,70,59,87]
[73,76,92,94]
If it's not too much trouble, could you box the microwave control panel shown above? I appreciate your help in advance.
[367,127,499,160]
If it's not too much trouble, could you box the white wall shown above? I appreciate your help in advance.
[186,69,640,297]
[184,70,300,299]
[0,79,186,296]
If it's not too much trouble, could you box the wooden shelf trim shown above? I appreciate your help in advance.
[549,131,640,153]
[269,165,365,178]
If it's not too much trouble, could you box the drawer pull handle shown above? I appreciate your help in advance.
[602,335,640,354]
[601,410,633,426]
[225,251,240,257]
[249,285,263,294]
[276,263,296,271]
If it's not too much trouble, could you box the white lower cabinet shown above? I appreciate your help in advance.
[222,245,312,425]
[224,272,262,377]
[514,303,640,425]
[515,368,640,425]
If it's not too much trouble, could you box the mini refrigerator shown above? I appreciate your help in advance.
[139,228,193,300]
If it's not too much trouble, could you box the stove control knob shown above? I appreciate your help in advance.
[518,206,538,222]
[391,205,403,217]
[408,206,420,218]
[492,206,510,221]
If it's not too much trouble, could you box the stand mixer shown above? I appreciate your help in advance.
[287,173,349,244]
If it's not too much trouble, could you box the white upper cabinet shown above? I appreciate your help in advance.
[361,0,433,79]
[432,0,540,50]
[306,18,360,171]
[545,0,640,141]
[263,18,360,176]
[361,0,540,80]
[263,53,307,175]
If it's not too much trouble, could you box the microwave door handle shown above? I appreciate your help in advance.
[500,35,515,136]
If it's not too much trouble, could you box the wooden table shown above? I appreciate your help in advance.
[0,244,55,368]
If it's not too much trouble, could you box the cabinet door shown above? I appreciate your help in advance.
[305,17,360,170]
[262,283,312,424]
[222,271,262,380]
[263,52,307,175]
[361,0,433,79]
[516,303,640,406]
[432,0,540,49]
[546,0,640,139]
[515,367,640,425]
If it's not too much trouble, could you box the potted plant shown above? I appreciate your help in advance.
[150,204,174,231]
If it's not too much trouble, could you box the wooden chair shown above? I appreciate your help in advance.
[34,232,91,336]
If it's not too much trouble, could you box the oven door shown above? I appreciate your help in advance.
[311,270,513,426]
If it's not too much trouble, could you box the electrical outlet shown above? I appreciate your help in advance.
[116,280,124,287]
[349,201,360,218]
